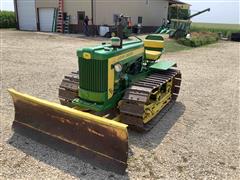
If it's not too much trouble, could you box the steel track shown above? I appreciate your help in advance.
[119,68,182,132]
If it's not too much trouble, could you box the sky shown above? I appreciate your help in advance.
[0,0,239,24]
[184,0,239,24]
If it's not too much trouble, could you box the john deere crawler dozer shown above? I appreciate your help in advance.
[8,34,181,174]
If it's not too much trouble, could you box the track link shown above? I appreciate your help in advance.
[58,71,79,106]
[119,68,182,132]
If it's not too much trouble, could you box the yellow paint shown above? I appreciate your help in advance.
[107,47,144,99]
[8,89,128,131]
[145,50,161,61]
[83,52,92,60]
[143,81,173,124]
[144,40,164,49]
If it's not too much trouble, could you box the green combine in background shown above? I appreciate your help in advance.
[156,8,211,39]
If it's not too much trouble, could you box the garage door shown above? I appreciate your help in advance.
[39,8,55,32]
[17,0,37,31]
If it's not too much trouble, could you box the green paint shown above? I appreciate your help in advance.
[79,89,108,103]
[77,40,143,60]
[79,57,108,93]
[150,61,176,71]
[72,92,123,112]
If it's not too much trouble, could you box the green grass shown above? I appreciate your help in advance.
[178,32,219,47]
[192,22,240,30]
[191,22,240,37]
[165,39,192,53]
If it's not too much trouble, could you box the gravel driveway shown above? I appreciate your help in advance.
[0,30,239,179]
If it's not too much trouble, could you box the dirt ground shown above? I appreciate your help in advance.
[0,29,239,179]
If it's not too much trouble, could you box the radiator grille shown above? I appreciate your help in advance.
[79,58,108,92]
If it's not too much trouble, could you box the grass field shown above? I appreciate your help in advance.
[165,39,193,52]
[191,22,240,37]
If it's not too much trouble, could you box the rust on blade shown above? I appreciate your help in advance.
[8,89,128,174]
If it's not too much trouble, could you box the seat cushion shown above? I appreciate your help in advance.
[145,50,161,61]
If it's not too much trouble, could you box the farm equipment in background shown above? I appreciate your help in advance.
[100,14,132,39]
[168,19,192,38]
[157,8,211,39]
[8,34,181,174]
[155,19,171,34]
[169,8,211,38]
[132,16,143,34]
[187,8,211,19]
[231,33,240,42]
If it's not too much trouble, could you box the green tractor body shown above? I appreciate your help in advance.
[8,34,182,174]
[72,35,171,112]
[74,40,144,111]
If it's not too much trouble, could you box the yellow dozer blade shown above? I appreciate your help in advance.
[8,89,128,174]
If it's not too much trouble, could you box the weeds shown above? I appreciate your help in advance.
[0,11,16,28]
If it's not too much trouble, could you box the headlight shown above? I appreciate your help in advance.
[114,64,122,73]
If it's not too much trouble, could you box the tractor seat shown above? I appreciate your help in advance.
[144,39,164,49]
[145,50,161,61]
